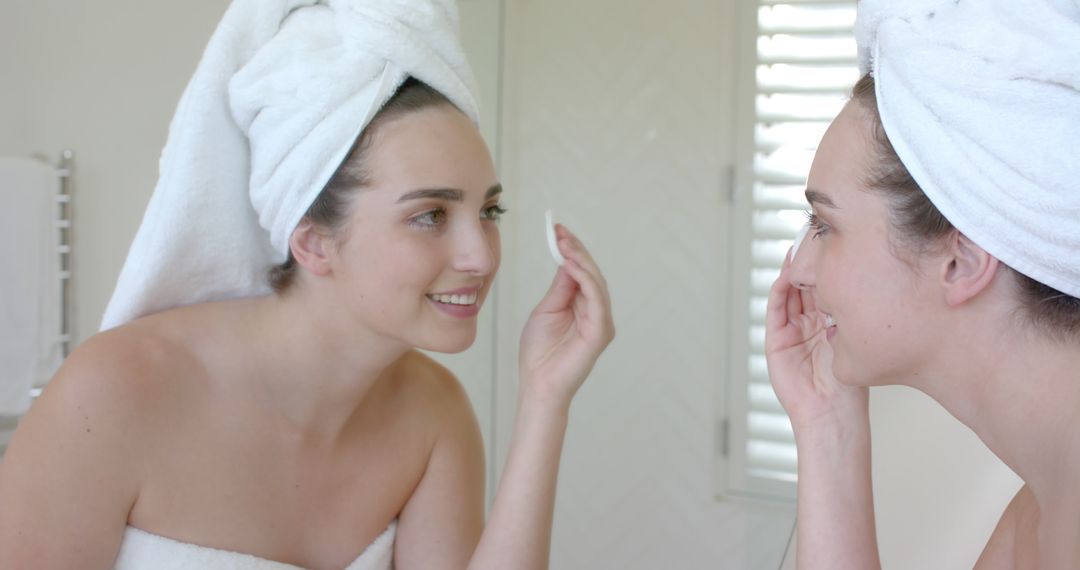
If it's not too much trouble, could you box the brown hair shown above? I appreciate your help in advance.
[268,77,456,293]
[851,73,1080,339]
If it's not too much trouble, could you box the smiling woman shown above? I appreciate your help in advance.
[268,79,504,298]
[765,0,1080,567]
[0,1,615,569]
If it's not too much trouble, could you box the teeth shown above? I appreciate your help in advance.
[430,292,478,306]
[825,314,836,327]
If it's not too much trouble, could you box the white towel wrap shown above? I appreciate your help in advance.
[855,0,1080,297]
[102,0,480,330]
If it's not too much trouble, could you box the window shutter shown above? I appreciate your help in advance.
[724,0,858,501]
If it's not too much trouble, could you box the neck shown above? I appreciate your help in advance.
[235,288,411,442]
[914,323,1080,506]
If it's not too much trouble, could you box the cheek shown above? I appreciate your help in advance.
[388,239,446,289]
[817,245,896,327]
[815,243,855,304]
[347,233,444,293]
[489,224,502,271]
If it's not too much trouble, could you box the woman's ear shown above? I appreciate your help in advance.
[289,219,333,277]
[940,231,999,306]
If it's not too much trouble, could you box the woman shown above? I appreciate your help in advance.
[0,1,614,569]
[766,1,1079,568]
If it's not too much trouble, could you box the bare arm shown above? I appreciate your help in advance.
[0,339,142,569]
[394,382,572,570]
[466,391,569,569]
[765,252,880,569]
[394,377,486,569]
[792,419,878,569]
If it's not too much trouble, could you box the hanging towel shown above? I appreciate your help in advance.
[0,157,62,416]
[101,0,480,330]
[854,0,1080,297]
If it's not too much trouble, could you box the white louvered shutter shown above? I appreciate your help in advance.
[723,0,859,501]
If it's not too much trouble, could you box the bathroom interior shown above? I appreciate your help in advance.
[0,1,1023,568]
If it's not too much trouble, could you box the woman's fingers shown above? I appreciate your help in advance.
[560,258,606,318]
[556,225,608,294]
[783,247,808,320]
[534,265,579,314]
[559,258,614,342]
[801,286,818,315]
[786,280,804,322]
[766,248,796,332]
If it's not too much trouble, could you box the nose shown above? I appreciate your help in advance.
[450,220,499,276]
[788,237,817,290]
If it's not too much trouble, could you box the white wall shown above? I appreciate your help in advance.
[869,387,1021,569]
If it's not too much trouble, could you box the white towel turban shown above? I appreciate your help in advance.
[854,0,1080,297]
[101,0,479,330]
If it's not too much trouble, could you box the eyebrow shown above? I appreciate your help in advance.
[805,188,839,209]
[397,184,503,203]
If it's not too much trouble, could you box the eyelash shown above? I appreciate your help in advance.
[408,203,509,231]
[805,211,830,239]
[481,204,508,221]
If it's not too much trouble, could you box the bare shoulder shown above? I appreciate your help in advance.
[391,353,485,568]
[2,320,201,477]
[388,351,483,463]
[34,320,198,429]
[0,321,200,567]
[976,485,1039,570]
[393,351,477,420]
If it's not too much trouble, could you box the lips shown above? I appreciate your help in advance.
[426,285,482,309]
[426,285,483,319]
[427,291,478,306]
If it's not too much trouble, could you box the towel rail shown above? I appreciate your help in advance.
[56,150,74,362]
[0,151,73,457]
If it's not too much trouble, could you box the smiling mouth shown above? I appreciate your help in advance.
[426,291,479,306]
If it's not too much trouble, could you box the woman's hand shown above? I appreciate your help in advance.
[464,225,613,570]
[765,249,867,432]
[518,224,615,409]
[767,250,881,570]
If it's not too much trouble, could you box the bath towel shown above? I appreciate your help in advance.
[0,157,62,415]
[855,0,1080,297]
[113,520,396,570]
[101,0,480,330]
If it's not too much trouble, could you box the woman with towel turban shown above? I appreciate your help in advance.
[766,0,1079,567]
[0,1,613,568]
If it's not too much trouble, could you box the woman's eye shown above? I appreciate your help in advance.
[481,203,508,221]
[410,208,447,229]
[806,211,830,239]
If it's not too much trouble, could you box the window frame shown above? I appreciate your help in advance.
[719,0,859,504]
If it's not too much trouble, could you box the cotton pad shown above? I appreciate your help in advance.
[791,221,810,262]
[545,209,565,266]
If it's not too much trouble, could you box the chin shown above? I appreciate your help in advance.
[415,328,477,354]
[834,354,901,388]
[831,352,871,387]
